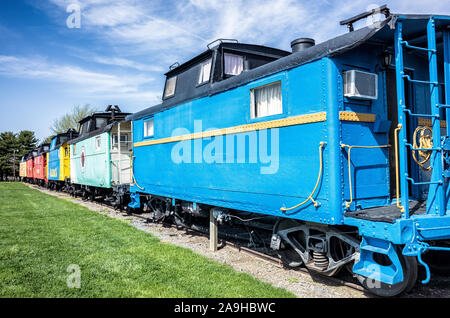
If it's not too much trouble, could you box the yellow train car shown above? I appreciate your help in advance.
[19,157,27,179]
[46,152,49,180]
[60,142,71,181]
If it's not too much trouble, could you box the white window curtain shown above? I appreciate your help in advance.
[224,53,243,76]
[198,59,212,84]
[252,82,282,118]
[144,119,154,137]
[164,76,177,98]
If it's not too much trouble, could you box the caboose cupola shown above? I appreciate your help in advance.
[160,40,290,107]
[69,106,130,144]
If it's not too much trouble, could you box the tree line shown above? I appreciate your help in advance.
[0,104,96,181]
[0,131,38,181]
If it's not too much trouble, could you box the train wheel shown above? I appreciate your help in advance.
[275,219,305,268]
[356,248,417,297]
[278,248,303,268]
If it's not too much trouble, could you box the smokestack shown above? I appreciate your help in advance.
[290,38,315,53]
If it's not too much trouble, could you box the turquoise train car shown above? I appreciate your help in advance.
[127,8,450,296]
[68,106,132,206]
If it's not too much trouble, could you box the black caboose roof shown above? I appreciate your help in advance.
[68,109,131,145]
[51,129,79,149]
[165,42,291,77]
[34,143,50,156]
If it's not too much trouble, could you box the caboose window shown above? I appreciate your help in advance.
[95,136,102,151]
[60,136,68,144]
[198,58,212,84]
[164,76,177,98]
[95,117,108,130]
[144,119,154,138]
[251,82,282,119]
[224,53,243,76]
[80,121,90,135]
[112,134,129,147]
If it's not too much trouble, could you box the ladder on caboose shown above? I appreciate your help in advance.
[394,18,450,217]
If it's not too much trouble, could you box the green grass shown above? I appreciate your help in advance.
[0,182,294,298]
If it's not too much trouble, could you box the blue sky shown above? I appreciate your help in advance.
[1,0,450,141]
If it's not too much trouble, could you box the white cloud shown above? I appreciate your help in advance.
[90,56,165,73]
[0,55,153,95]
[82,2,145,27]
[42,0,450,54]
[24,0,450,101]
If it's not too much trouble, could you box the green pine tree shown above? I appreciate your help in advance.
[17,130,38,158]
[0,132,18,180]
[0,130,38,181]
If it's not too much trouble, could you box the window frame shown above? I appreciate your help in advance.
[163,76,177,99]
[95,136,102,151]
[80,121,89,135]
[250,80,283,120]
[143,118,154,139]
[112,134,129,147]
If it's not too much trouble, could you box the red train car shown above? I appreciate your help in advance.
[26,153,34,182]
[33,144,49,186]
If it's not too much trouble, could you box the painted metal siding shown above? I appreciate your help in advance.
[33,155,47,181]
[132,59,338,223]
[26,159,33,178]
[70,132,111,188]
[61,144,70,181]
[19,162,27,178]
[48,147,60,181]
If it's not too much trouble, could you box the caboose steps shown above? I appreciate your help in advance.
[344,201,427,223]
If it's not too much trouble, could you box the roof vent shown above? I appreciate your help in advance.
[290,38,315,53]
[207,39,239,50]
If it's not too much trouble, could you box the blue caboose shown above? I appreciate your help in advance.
[128,7,450,296]
[47,129,78,191]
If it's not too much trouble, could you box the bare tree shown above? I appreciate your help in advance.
[50,104,97,135]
